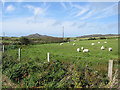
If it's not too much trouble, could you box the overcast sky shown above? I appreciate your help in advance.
[1,1,118,37]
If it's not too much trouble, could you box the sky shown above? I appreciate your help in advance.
[1,1,118,37]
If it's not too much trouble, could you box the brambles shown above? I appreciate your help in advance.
[2,54,110,88]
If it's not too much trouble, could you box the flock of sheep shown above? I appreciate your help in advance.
[60,41,112,53]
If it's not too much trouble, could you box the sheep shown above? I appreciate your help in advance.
[98,42,100,44]
[67,42,69,43]
[73,43,76,46]
[91,43,95,45]
[77,48,80,52]
[81,47,84,50]
[104,41,107,43]
[83,49,89,52]
[101,46,105,50]
[60,43,63,45]
[108,48,112,51]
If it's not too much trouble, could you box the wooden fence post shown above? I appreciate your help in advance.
[3,45,4,53]
[18,48,21,62]
[108,60,113,81]
[47,52,50,62]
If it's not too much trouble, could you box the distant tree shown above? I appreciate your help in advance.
[99,37,106,39]
[64,38,70,42]
[19,37,31,45]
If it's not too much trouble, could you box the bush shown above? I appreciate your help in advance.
[88,37,96,40]
[99,37,106,39]
[19,37,32,45]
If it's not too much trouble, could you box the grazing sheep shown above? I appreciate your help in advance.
[104,41,107,43]
[98,42,100,44]
[101,46,105,50]
[77,48,80,52]
[83,49,89,52]
[81,47,84,50]
[109,48,112,51]
[67,42,69,43]
[91,43,95,45]
[73,43,76,46]
[60,43,63,45]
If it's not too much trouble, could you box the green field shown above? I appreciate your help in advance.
[2,38,118,88]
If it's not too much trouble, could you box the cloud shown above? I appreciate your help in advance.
[2,0,5,7]
[78,22,87,28]
[3,17,117,37]
[52,20,62,26]
[25,5,45,16]
[94,3,118,19]
[61,2,67,9]
[25,5,49,23]
[70,2,117,20]
[74,8,89,17]
[70,2,89,17]
[80,10,95,20]
[6,5,15,12]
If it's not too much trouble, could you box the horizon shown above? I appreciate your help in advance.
[1,33,119,38]
[1,2,118,37]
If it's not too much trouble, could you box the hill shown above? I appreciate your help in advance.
[24,33,52,38]
[77,34,119,38]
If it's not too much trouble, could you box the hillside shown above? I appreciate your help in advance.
[24,33,52,38]
[77,34,119,38]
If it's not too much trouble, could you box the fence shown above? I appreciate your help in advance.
[2,45,118,81]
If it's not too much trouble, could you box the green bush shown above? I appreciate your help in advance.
[88,37,96,40]
[99,37,106,39]
[19,37,32,45]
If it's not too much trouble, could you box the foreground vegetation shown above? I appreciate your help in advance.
[2,36,119,88]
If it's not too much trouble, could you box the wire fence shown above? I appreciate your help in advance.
[2,45,118,72]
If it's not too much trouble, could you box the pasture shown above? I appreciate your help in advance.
[2,38,119,88]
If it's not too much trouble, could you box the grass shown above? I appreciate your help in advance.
[2,38,118,88]
[5,38,118,71]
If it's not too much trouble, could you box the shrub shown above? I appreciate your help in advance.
[88,37,96,40]
[19,37,32,45]
[99,37,106,39]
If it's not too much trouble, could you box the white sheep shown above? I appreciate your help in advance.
[104,41,107,43]
[91,43,95,45]
[108,48,112,51]
[73,43,76,46]
[77,48,80,52]
[60,43,63,45]
[83,49,89,52]
[81,47,84,50]
[98,42,100,44]
[67,42,69,43]
[101,46,105,50]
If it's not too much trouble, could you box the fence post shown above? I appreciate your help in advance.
[108,60,113,81]
[18,48,21,62]
[3,45,4,53]
[47,52,50,62]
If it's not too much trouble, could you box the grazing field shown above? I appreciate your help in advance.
[2,38,118,88]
